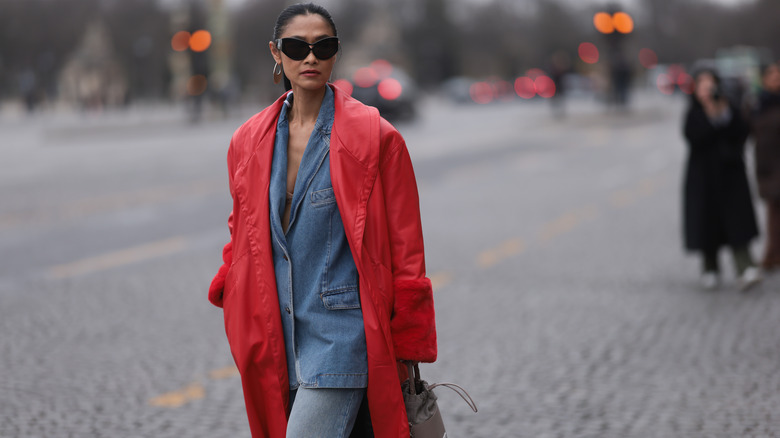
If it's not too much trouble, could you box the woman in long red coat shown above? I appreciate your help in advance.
[208,3,437,437]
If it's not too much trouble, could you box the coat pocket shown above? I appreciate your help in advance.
[320,286,361,310]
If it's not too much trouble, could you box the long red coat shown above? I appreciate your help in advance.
[208,85,437,437]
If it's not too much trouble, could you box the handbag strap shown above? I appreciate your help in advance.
[428,382,479,413]
[403,361,478,413]
[406,362,420,395]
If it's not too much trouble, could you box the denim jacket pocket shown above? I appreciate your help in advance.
[320,286,361,310]
[311,187,336,207]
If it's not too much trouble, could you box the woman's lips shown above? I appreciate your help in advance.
[301,70,321,77]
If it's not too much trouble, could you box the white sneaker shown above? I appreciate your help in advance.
[700,272,719,290]
[739,267,762,291]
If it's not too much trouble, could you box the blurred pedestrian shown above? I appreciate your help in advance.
[752,62,780,271]
[683,69,762,291]
[207,3,437,437]
[18,68,38,113]
[548,51,570,118]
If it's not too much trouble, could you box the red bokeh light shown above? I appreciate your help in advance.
[677,72,694,94]
[470,81,495,104]
[332,79,353,96]
[171,31,191,51]
[668,64,686,83]
[377,78,403,100]
[578,42,599,64]
[493,80,513,101]
[353,67,379,88]
[639,48,658,69]
[370,59,393,79]
[534,75,556,99]
[514,77,536,99]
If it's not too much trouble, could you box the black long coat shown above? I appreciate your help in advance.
[753,91,780,202]
[683,101,758,252]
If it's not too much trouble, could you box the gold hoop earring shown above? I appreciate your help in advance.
[273,63,283,84]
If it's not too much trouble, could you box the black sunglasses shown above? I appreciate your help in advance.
[275,37,339,61]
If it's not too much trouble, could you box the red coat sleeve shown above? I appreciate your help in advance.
[208,138,237,308]
[379,123,437,363]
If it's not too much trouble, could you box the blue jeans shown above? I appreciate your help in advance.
[287,387,365,437]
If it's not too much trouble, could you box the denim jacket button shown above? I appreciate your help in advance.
[285,306,291,314]
[283,254,289,261]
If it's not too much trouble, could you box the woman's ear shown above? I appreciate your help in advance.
[269,41,282,65]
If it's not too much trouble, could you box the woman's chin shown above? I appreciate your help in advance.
[292,77,329,92]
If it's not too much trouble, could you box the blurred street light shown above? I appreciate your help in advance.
[593,11,634,35]
[593,12,615,34]
[189,30,212,52]
[612,12,634,34]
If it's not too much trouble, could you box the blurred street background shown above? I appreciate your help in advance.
[2,0,780,437]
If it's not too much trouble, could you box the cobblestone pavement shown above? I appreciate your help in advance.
[2,94,779,437]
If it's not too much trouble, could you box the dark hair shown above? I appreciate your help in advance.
[692,67,721,86]
[273,3,338,91]
[760,62,780,78]
[689,67,722,106]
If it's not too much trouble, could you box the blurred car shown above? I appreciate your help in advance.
[333,60,418,121]
[440,76,476,103]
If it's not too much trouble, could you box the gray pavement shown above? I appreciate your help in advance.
[1,92,779,438]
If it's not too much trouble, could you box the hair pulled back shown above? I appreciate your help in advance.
[273,3,338,91]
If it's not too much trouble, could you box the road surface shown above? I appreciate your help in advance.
[1,93,779,437]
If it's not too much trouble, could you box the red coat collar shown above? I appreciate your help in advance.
[240,85,382,264]
[242,84,380,169]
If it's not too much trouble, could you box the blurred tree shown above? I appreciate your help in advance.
[0,0,170,104]
[231,0,286,101]
[1,0,778,104]
[741,0,780,60]
[102,0,170,101]
[0,0,99,101]
[532,0,585,64]
[639,0,744,64]
[452,0,531,79]
[332,0,374,47]
[399,0,458,88]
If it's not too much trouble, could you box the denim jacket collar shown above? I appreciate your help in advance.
[278,88,334,137]
[269,86,335,243]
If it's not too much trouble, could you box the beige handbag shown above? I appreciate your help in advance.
[401,362,477,437]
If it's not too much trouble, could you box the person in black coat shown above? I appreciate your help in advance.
[683,69,762,290]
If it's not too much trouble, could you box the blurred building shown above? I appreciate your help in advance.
[58,20,128,110]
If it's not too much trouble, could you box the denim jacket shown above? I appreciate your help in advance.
[268,87,368,389]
